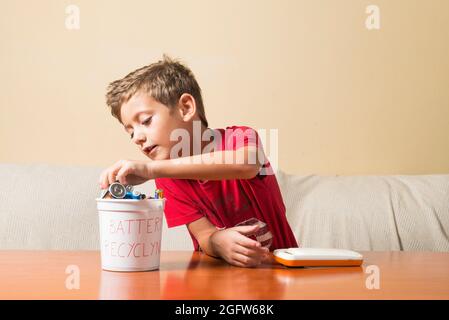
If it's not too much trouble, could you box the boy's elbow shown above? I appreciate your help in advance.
[235,146,263,179]
[239,163,261,179]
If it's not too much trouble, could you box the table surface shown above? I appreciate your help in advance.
[1,250,448,299]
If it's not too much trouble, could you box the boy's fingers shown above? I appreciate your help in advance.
[235,232,262,250]
[107,162,124,186]
[233,253,260,267]
[261,252,275,264]
[228,260,247,268]
[107,168,118,186]
[100,171,110,189]
[233,224,260,236]
[98,171,106,188]
[236,244,268,258]
[116,166,130,185]
[98,162,122,189]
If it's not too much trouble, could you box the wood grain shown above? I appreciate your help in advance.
[0,251,448,299]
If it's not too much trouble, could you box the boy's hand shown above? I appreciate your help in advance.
[209,224,270,268]
[99,160,156,189]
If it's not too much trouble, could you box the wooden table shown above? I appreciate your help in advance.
[0,250,448,299]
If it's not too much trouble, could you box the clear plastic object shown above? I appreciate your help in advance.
[235,217,273,249]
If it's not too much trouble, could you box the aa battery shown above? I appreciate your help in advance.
[154,189,164,199]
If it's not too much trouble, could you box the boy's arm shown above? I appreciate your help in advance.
[187,216,221,258]
[153,146,264,180]
[99,146,265,188]
[187,216,269,268]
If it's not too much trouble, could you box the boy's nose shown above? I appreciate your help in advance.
[132,130,146,144]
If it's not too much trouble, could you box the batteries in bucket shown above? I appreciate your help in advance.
[100,181,164,200]
[99,182,144,200]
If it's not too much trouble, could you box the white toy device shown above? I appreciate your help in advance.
[273,248,363,267]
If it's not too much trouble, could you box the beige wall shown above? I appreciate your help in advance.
[1,0,448,175]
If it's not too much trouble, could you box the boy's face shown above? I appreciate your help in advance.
[120,91,192,160]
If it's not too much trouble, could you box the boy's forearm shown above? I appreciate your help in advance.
[153,147,262,180]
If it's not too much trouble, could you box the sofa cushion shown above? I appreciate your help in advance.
[0,163,193,250]
[1,163,448,251]
[276,171,449,251]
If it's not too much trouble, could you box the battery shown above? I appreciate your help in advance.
[154,189,164,199]
[124,190,146,200]
[109,182,127,199]
[100,189,110,199]
[132,190,146,200]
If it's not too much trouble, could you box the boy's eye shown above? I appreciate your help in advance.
[142,117,152,126]
[130,132,134,139]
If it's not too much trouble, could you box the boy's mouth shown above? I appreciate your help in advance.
[143,145,157,155]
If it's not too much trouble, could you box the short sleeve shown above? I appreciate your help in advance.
[223,126,272,175]
[154,178,204,228]
[224,126,262,150]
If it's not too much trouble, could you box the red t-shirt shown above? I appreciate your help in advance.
[155,125,298,251]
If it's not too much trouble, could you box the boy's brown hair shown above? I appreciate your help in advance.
[105,54,208,128]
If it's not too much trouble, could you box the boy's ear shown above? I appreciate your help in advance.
[177,93,196,122]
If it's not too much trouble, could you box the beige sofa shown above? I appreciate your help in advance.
[1,163,448,251]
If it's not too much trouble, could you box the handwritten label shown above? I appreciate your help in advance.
[108,217,161,235]
[103,217,162,258]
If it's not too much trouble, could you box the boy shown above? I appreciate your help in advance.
[99,55,298,267]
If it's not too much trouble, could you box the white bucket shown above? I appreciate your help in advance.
[96,198,165,272]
